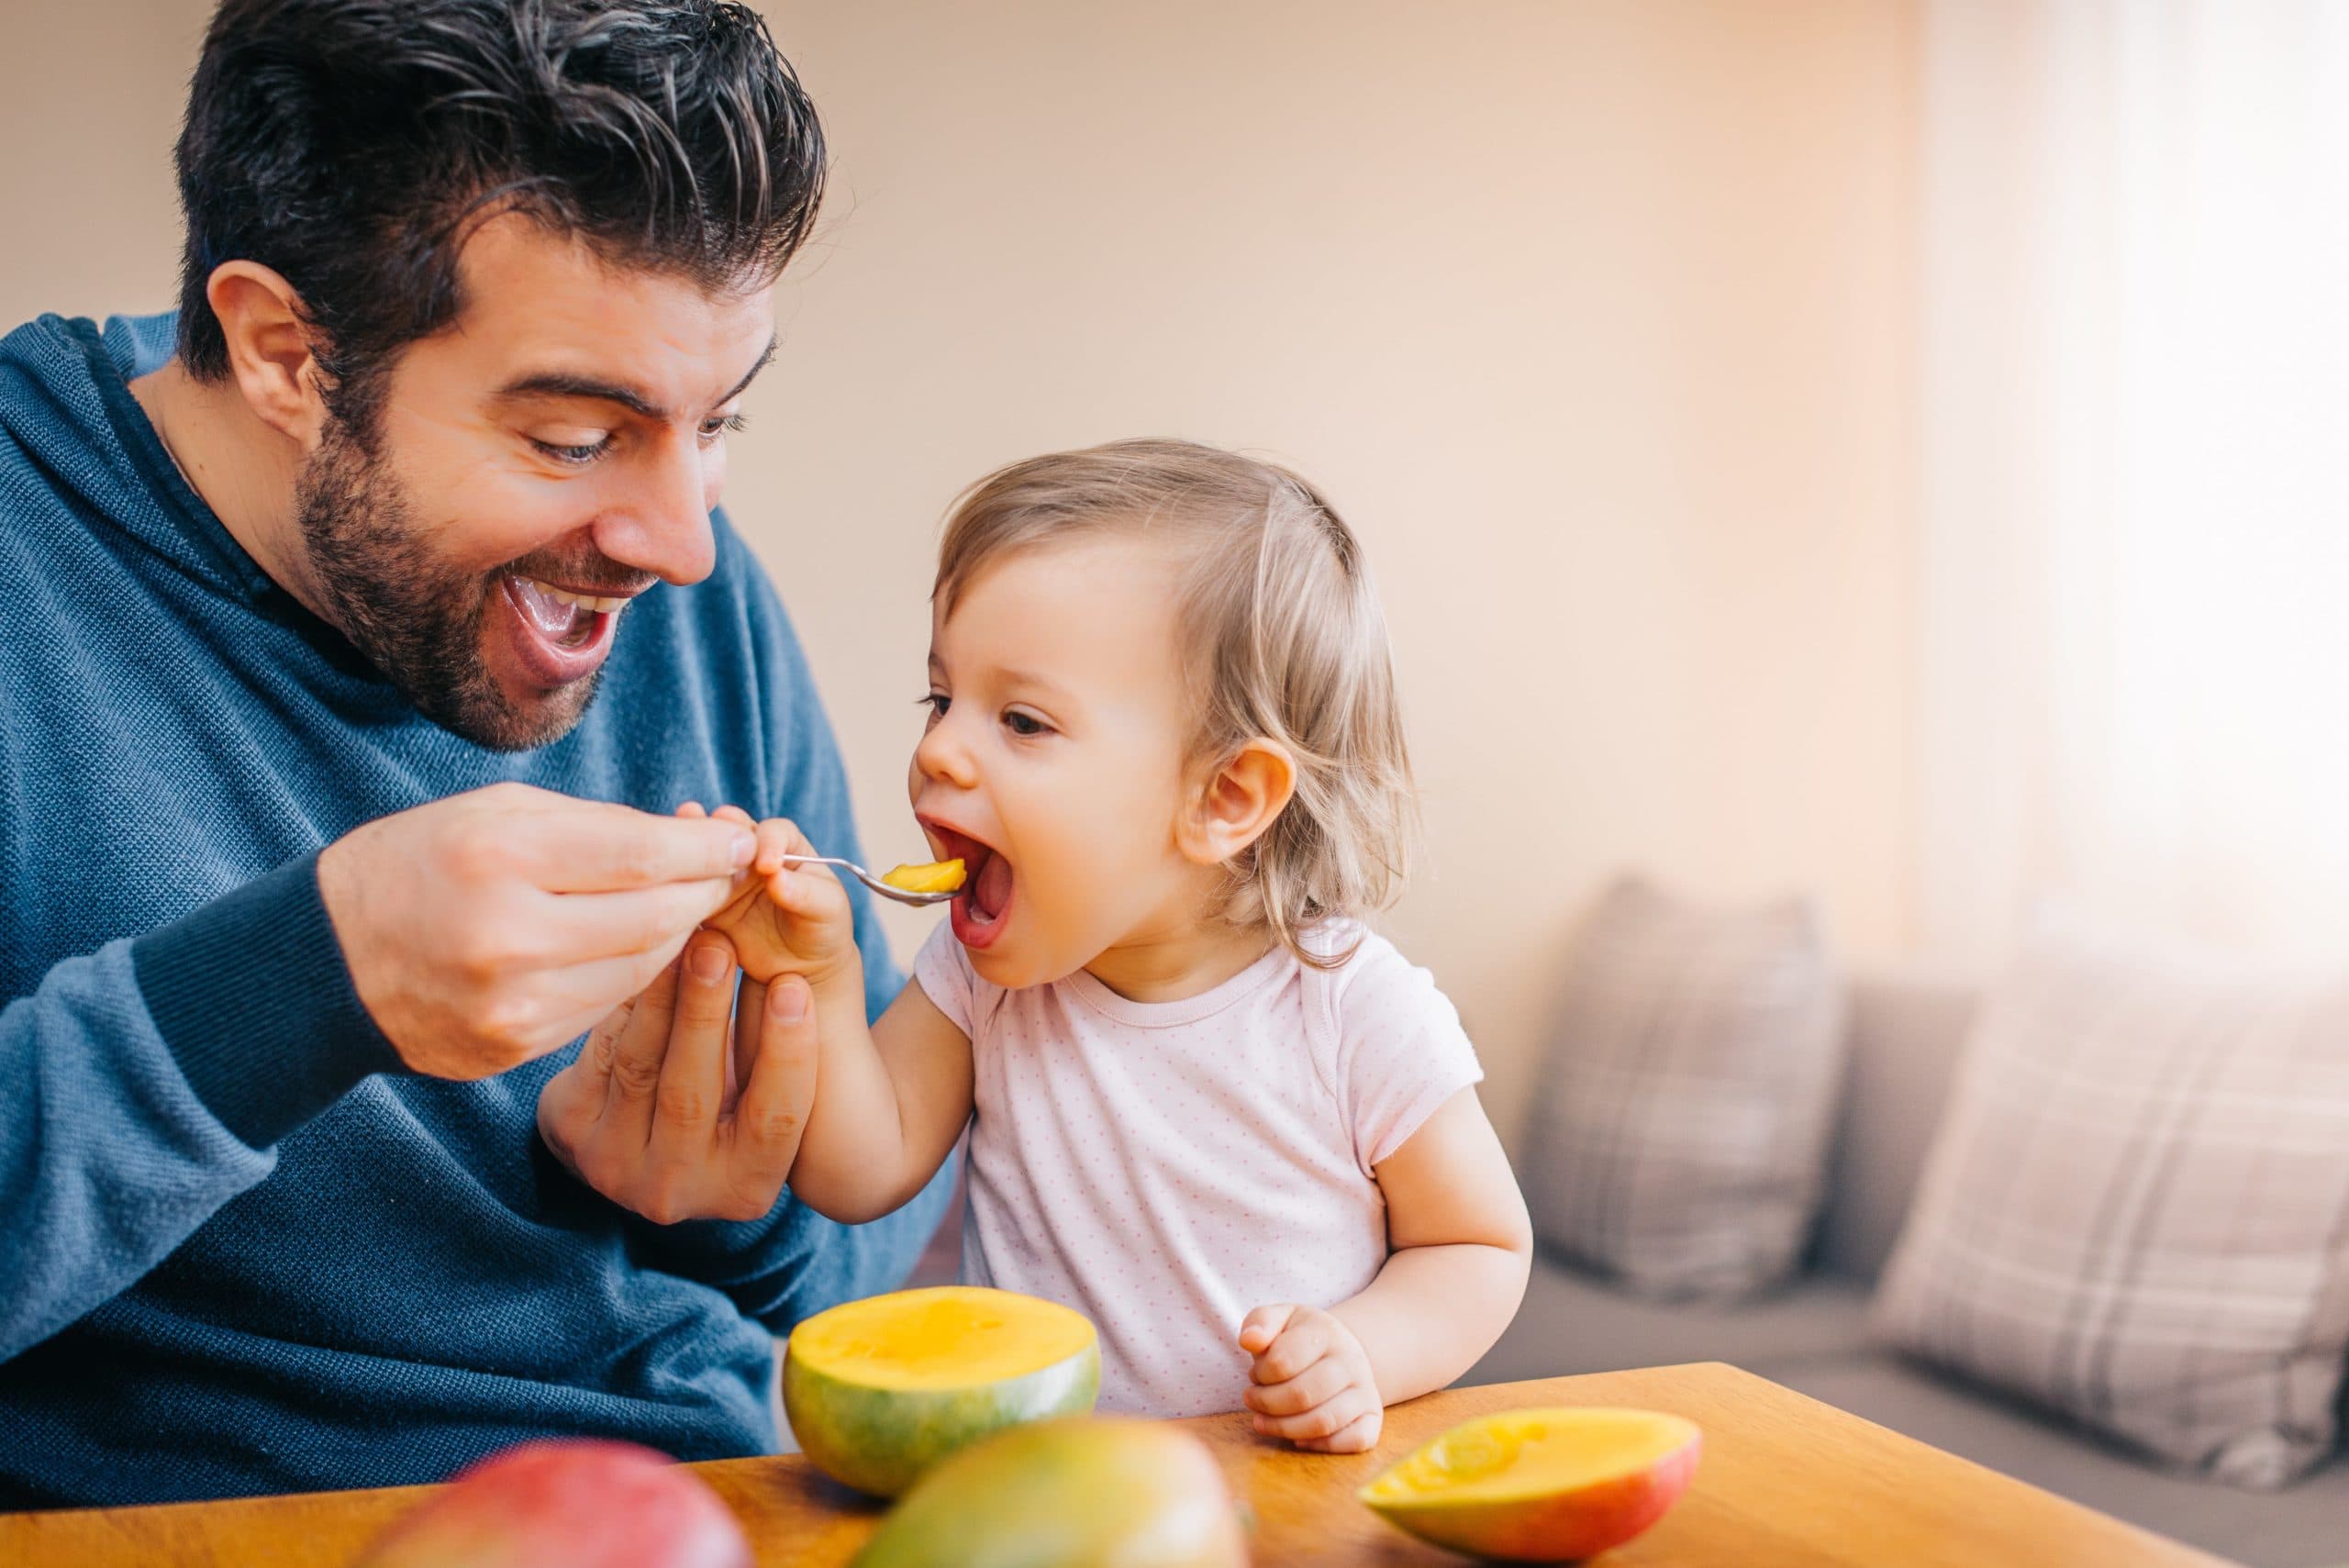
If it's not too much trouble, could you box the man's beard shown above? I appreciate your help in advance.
[294,417,603,752]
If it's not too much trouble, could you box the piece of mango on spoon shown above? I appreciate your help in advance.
[879,859,966,895]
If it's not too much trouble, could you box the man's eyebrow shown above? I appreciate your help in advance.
[494,372,668,420]
[718,338,779,406]
[494,338,778,422]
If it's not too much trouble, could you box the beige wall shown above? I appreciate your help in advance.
[3,1,1920,1149]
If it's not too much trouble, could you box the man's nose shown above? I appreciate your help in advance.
[592,431,719,585]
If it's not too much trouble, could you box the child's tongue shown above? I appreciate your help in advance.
[970,851,1015,921]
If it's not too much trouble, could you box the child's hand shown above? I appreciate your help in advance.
[685,805,860,991]
[1237,1303,1383,1453]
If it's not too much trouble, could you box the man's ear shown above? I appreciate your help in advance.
[206,261,329,448]
[1177,739,1298,867]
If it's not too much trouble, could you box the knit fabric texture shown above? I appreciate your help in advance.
[0,311,947,1507]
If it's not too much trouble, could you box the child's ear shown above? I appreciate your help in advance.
[1177,740,1297,867]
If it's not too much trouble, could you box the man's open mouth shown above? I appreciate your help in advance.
[498,573,638,689]
[921,819,1016,949]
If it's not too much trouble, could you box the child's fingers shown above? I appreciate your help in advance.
[674,800,707,818]
[750,817,816,876]
[765,861,848,924]
[1294,1409,1383,1455]
[1241,1353,1350,1417]
[1249,1315,1330,1383]
[1249,1384,1378,1443]
[1237,1304,1297,1357]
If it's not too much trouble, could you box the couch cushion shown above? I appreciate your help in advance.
[1873,913,2349,1488]
[1518,877,1848,1299]
[1812,964,1980,1284]
[1773,1356,2349,1568]
[1464,1251,1873,1386]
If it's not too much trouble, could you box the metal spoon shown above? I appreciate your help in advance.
[774,853,961,907]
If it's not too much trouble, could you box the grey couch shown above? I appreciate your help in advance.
[1463,968,2349,1568]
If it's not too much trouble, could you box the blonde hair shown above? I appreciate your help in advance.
[935,438,1416,967]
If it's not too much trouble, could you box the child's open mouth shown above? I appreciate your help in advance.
[922,820,1016,949]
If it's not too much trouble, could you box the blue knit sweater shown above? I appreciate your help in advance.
[0,312,948,1507]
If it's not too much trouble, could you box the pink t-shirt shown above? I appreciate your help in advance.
[911,920,1482,1418]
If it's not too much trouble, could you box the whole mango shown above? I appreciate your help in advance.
[854,1417,1248,1568]
[355,1440,751,1568]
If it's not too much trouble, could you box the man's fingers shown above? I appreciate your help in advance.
[544,876,742,961]
[729,976,768,1108]
[531,805,755,893]
[647,932,738,1158]
[603,940,721,1140]
[730,974,818,1200]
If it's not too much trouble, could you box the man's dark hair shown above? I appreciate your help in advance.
[173,0,822,422]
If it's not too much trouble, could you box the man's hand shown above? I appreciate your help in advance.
[1238,1303,1384,1453]
[536,929,818,1225]
[688,806,862,991]
[317,782,757,1079]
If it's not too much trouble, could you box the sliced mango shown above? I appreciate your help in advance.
[879,859,966,895]
[1361,1407,1700,1562]
[784,1286,1098,1498]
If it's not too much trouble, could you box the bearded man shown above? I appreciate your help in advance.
[0,0,947,1506]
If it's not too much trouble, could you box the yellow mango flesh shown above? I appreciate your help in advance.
[790,1285,1094,1391]
[878,859,965,894]
[1363,1407,1700,1562]
[785,1287,1100,1498]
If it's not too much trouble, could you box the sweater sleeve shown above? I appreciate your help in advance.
[0,855,401,1362]
[621,531,953,1329]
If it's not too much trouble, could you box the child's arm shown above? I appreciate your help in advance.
[1238,1087,1532,1453]
[701,816,975,1224]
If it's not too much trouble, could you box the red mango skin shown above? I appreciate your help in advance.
[1377,1430,1700,1562]
[355,1440,752,1568]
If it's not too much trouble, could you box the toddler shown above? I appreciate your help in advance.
[707,439,1530,1452]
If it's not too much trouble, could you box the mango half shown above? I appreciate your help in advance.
[784,1286,1098,1498]
[1361,1407,1700,1562]
[879,859,966,895]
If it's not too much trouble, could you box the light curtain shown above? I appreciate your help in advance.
[1918,0,2349,961]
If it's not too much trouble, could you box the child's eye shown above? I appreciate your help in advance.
[1003,709,1051,738]
[918,693,951,721]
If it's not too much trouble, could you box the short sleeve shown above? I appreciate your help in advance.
[911,920,979,1037]
[1330,935,1485,1174]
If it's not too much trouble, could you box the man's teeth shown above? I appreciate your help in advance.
[517,576,629,614]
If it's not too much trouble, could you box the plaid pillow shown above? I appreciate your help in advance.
[1519,877,1847,1299]
[1873,913,2349,1487]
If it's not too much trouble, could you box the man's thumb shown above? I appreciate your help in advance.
[770,973,812,1026]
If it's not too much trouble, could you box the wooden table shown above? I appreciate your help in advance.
[0,1362,2241,1566]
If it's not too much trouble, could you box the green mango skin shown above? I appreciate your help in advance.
[852,1417,1250,1568]
[785,1340,1101,1498]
